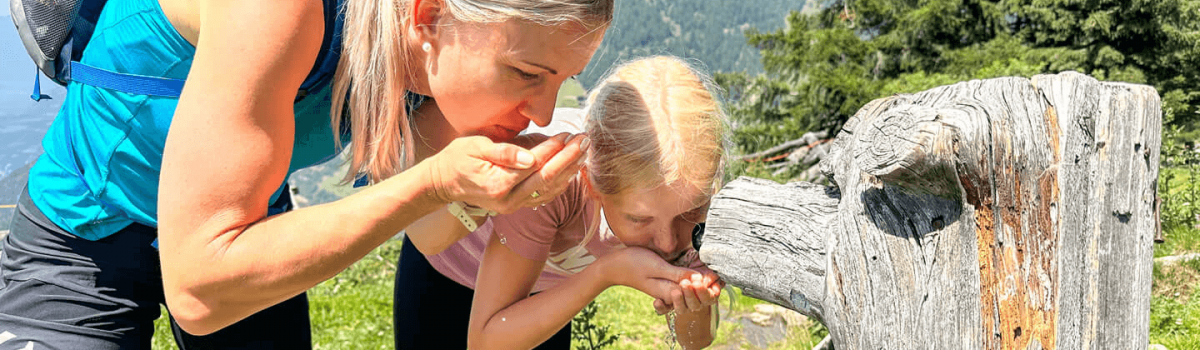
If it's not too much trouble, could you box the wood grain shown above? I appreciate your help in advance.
[699,72,1160,349]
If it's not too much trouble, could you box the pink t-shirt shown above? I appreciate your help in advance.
[426,178,626,292]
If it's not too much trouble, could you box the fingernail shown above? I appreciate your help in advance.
[579,136,591,150]
[515,151,535,168]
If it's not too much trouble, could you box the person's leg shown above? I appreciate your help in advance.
[168,293,311,350]
[393,237,475,349]
[0,188,164,350]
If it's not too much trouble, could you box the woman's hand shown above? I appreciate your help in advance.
[422,133,586,214]
[597,247,697,305]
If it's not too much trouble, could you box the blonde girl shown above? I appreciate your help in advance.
[0,0,612,348]
[405,56,728,349]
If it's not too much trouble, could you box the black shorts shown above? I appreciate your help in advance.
[0,186,310,350]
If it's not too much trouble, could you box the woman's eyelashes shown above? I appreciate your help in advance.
[512,66,541,81]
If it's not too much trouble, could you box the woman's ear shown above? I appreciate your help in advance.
[409,0,443,45]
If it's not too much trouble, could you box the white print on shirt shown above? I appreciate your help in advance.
[544,208,624,275]
[0,331,35,350]
[545,246,596,275]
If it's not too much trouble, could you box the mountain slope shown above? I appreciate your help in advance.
[577,0,828,87]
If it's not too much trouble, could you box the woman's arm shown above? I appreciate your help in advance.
[156,0,542,335]
[469,234,698,350]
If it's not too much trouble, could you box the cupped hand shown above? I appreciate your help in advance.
[424,132,587,214]
[599,247,698,307]
[653,261,723,315]
[507,132,588,211]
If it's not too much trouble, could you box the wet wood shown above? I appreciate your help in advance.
[700,72,1160,349]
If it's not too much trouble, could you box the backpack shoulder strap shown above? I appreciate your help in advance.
[38,0,344,101]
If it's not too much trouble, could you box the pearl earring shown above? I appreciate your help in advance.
[422,42,432,52]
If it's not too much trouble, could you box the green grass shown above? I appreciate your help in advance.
[557,78,588,108]
[1149,163,1200,349]
[1157,167,1200,258]
[147,163,1199,349]
[1151,259,1200,348]
[590,286,826,350]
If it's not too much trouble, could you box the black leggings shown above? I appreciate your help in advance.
[0,187,310,350]
[393,238,571,349]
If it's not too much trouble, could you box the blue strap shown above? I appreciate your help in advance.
[70,61,186,98]
[30,68,42,102]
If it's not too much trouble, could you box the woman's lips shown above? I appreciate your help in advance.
[476,125,522,143]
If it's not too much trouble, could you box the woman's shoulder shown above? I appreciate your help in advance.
[159,0,327,46]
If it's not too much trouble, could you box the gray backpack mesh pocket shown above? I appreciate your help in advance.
[9,0,81,81]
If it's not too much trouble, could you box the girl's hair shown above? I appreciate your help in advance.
[332,0,614,183]
[583,55,730,201]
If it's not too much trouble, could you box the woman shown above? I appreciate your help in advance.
[400,56,728,350]
[0,0,611,348]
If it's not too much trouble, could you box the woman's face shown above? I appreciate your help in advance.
[596,182,711,262]
[423,19,605,142]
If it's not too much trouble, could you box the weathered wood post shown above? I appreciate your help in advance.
[699,72,1160,349]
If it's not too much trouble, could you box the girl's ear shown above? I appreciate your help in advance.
[409,0,444,45]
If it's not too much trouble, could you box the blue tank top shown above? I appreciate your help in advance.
[27,0,375,240]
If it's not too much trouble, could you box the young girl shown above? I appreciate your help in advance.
[400,56,727,349]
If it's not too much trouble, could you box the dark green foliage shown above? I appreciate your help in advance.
[720,0,1200,177]
[571,300,620,350]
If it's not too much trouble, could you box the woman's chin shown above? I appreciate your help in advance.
[473,126,521,143]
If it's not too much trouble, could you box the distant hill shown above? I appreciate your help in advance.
[577,0,828,87]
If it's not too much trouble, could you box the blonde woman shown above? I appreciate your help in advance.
[0,0,612,348]
[402,56,727,350]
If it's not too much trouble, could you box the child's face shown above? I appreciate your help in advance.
[597,183,710,262]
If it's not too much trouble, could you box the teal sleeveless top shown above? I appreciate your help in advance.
[28,0,359,240]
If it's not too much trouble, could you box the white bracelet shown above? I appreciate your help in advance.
[447,201,496,232]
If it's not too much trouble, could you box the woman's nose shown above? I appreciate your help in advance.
[522,87,559,127]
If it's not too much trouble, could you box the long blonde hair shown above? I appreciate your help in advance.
[584,56,730,200]
[332,0,614,183]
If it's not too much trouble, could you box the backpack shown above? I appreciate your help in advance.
[9,0,343,102]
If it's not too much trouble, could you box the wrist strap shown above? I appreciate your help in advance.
[447,201,497,232]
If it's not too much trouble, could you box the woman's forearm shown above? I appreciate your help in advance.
[469,264,610,350]
[674,305,717,350]
[162,159,445,335]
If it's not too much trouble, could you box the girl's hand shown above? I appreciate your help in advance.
[598,247,697,304]
[423,133,586,214]
[654,263,724,315]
